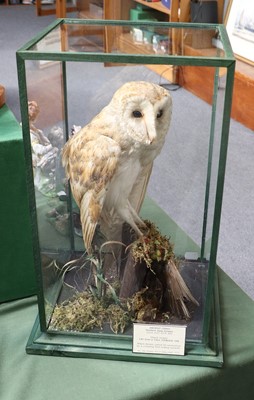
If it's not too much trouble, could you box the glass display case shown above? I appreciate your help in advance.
[17,19,235,367]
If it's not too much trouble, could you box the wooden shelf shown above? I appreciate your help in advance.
[117,32,178,83]
[36,0,77,17]
[78,10,100,19]
[231,60,254,131]
[117,32,154,54]
[134,0,171,15]
[77,0,104,19]
[0,85,5,108]
[179,44,254,131]
[77,0,181,22]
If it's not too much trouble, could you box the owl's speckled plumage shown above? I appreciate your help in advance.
[62,81,172,253]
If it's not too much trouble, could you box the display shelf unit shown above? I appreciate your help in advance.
[76,1,191,83]
[135,0,171,15]
[76,1,225,85]
[179,38,254,131]
[36,0,77,17]
[76,1,225,32]
[76,0,174,20]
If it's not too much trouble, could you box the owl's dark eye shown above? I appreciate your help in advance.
[157,109,163,119]
[132,110,143,118]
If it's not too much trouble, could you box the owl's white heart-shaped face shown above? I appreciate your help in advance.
[109,81,172,146]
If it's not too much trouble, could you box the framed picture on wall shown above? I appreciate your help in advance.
[225,0,254,65]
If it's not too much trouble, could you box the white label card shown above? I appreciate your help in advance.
[133,323,187,356]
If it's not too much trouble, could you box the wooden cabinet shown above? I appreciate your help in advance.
[77,1,224,23]
[77,0,190,22]
[231,61,254,131]
[126,0,180,22]
[36,0,77,17]
[76,1,191,83]
[0,85,5,108]
[77,0,104,19]
[76,0,122,20]
[179,49,254,131]
[76,1,223,84]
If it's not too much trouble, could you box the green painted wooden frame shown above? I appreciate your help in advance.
[17,19,235,367]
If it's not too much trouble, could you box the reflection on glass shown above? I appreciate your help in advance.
[30,23,224,59]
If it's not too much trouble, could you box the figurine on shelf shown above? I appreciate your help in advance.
[48,125,64,149]
[28,100,59,196]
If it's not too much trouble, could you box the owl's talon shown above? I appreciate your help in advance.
[140,227,149,236]
[132,222,148,237]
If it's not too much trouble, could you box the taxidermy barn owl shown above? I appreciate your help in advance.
[62,81,172,254]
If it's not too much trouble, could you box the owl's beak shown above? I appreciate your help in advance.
[146,124,156,144]
[144,108,157,144]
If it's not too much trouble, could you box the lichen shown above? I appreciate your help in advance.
[50,292,106,332]
[131,220,177,271]
[50,290,131,334]
[107,304,130,334]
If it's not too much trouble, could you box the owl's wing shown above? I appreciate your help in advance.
[62,134,121,254]
[128,163,153,213]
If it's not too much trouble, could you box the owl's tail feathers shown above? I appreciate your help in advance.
[80,191,99,255]
[166,260,199,320]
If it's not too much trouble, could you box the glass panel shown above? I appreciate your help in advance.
[19,21,234,355]
[202,68,227,261]
[28,22,225,60]
[24,59,69,324]
[31,26,63,53]
[25,59,224,342]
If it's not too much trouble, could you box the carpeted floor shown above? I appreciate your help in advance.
[0,4,254,300]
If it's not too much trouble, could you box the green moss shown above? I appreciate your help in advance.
[50,291,131,334]
[131,220,176,271]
